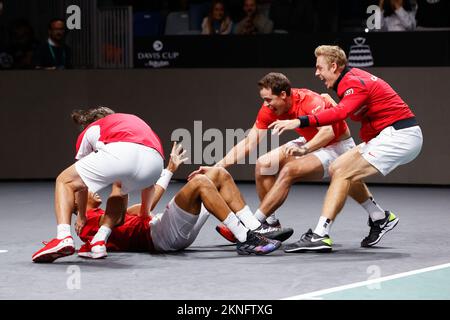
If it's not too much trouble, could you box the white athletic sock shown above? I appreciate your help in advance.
[91,226,112,244]
[223,212,248,242]
[313,216,333,237]
[361,197,386,221]
[266,212,279,225]
[236,206,261,230]
[56,224,71,239]
[254,209,267,223]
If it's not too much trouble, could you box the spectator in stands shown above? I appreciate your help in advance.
[415,0,450,30]
[201,0,233,35]
[0,0,4,42]
[234,0,273,34]
[8,19,38,69]
[0,0,13,69]
[33,19,72,70]
[379,0,416,31]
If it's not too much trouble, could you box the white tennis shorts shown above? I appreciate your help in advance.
[287,136,357,178]
[359,125,423,176]
[75,142,163,194]
[150,198,210,252]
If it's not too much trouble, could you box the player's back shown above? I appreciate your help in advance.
[338,68,415,141]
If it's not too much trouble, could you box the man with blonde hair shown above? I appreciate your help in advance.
[270,45,423,252]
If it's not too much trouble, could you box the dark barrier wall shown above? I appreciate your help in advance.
[0,68,449,185]
[135,32,450,68]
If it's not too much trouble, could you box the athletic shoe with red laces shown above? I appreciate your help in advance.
[90,240,107,259]
[32,236,75,263]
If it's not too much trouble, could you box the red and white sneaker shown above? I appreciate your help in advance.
[215,224,237,243]
[32,236,75,263]
[90,241,107,259]
[78,242,92,258]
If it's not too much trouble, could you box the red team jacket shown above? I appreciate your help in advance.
[79,208,155,252]
[302,68,415,142]
[255,88,349,145]
[75,113,164,159]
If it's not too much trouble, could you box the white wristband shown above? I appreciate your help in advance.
[156,169,173,190]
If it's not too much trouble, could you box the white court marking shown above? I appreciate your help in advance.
[282,262,450,300]
[0,250,8,253]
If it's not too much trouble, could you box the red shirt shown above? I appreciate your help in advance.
[75,113,164,160]
[305,68,415,142]
[255,88,348,145]
[79,208,155,252]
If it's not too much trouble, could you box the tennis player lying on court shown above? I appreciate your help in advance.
[76,142,283,257]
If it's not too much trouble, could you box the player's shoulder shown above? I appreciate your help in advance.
[292,87,319,97]
[255,105,275,128]
[338,68,370,95]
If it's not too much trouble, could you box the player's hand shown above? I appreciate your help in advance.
[284,145,308,157]
[187,166,214,181]
[268,119,300,136]
[75,214,87,235]
[320,93,337,107]
[167,142,188,173]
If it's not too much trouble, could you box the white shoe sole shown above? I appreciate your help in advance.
[91,246,107,259]
[33,238,75,263]
[365,218,399,247]
[284,245,332,253]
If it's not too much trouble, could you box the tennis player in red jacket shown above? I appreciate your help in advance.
[270,45,423,252]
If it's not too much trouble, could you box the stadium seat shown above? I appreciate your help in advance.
[165,11,190,35]
[133,11,164,37]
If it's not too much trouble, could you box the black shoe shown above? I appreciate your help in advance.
[254,221,294,242]
[361,211,399,247]
[283,229,332,253]
[236,230,281,255]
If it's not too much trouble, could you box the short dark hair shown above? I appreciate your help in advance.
[71,106,115,130]
[48,18,65,30]
[257,72,291,96]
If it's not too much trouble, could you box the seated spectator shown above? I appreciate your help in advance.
[415,0,450,30]
[379,0,416,31]
[4,19,38,69]
[0,0,12,69]
[33,19,72,69]
[234,0,273,34]
[201,0,233,35]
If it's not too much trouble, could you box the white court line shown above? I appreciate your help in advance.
[282,262,450,300]
[0,250,8,253]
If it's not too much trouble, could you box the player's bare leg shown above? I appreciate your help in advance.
[258,154,324,218]
[203,167,247,213]
[85,182,128,259]
[255,145,295,225]
[32,164,84,262]
[174,173,281,255]
[255,146,290,201]
[99,182,128,228]
[55,164,88,226]
[284,148,378,253]
[322,148,379,221]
